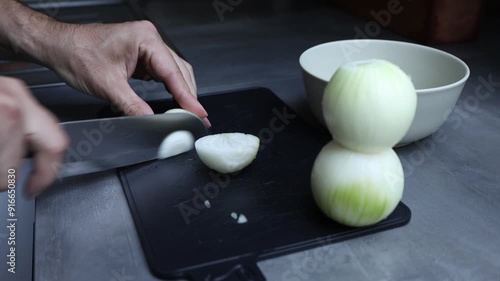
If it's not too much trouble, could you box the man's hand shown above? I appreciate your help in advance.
[0,0,209,125]
[0,77,68,197]
[0,1,209,196]
[45,21,209,125]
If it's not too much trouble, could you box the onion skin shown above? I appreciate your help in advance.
[322,59,417,154]
[311,141,404,227]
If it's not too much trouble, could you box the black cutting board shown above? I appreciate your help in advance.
[119,87,411,281]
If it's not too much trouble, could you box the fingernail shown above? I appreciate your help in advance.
[143,108,154,116]
[203,117,212,128]
[196,104,208,117]
[201,108,208,117]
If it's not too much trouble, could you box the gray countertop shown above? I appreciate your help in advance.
[34,3,500,281]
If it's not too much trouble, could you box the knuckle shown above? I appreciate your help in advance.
[8,78,26,90]
[0,99,22,124]
[121,102,142,116]
[58,130,70,152]
[11,78,26,88]
[51,129,70,155]
[45,141,67,156]
[46,139,68,156]
[0,76,21,85]
[0,77,26,94]
[133,20,158,40]
[138,20,157,32]
[42,114,69,155]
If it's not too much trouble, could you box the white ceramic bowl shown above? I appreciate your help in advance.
[299,39,470,146]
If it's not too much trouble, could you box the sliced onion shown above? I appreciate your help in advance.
[195,133,260,174]
[157,130,195,159]
[237,214,248,224]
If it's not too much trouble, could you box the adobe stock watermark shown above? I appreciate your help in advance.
[258,106,297,150]
[51,119,116,181]
[213,0,243,22]
[398,74,499,178]
[341,0,408,60]
[178,106,297,224]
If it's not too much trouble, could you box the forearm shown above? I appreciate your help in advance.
[0,0,64,64]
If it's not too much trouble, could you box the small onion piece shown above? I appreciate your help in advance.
[157,130,195,159]
[231,212,238,219]
[322,59,417,153]
[195,133,260,174]
[237,214,248,224]
[311,141,404,227]
[157,108,199,159]
[164,108,199,118]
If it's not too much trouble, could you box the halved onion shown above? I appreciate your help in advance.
[195,133,260,173]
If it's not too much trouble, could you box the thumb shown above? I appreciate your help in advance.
[109,81,154,116]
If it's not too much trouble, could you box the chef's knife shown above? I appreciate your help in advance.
[27,111,208,178]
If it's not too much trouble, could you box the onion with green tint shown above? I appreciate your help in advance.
[311,141,404,227]
[312,59,415,227]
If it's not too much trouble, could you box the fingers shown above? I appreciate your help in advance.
[25,118,68,197]
[0,77,68,196]
[166,47,197,97]
[108,79,154,116]
[164,49,211,127]
[13,88,69,197]
[187,63,197,94]
[0,94,25,192]
[146,40,208,119]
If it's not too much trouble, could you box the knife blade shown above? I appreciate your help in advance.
[40,111,207,178]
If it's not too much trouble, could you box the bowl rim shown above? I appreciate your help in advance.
[299,39,471,95]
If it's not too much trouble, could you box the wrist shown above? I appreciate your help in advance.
[0,0,66,66]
